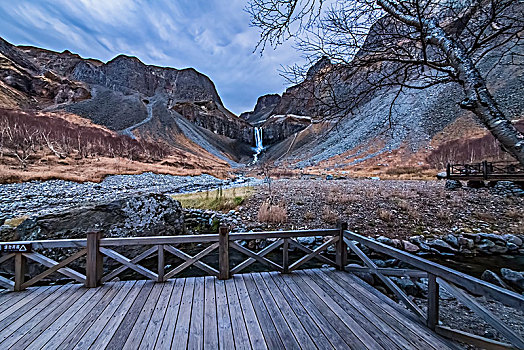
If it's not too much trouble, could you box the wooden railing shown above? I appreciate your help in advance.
[343,230,524,350]
[446,161,524,180]
[0,226,344,291]
[1,225,523,348]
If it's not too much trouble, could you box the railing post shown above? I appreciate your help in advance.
[482,160,488,180]
[219,227,230,280]
[158,245,165,282]
[336,222,348,271]
[427,273,439,330]
[446,163,450,178]
[282,238,289,274]
[86,231,103,288]
[14,253,26,292]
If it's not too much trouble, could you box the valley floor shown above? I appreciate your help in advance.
[237,179,524,239]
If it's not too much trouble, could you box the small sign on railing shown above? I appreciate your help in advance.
[0,243,32,253]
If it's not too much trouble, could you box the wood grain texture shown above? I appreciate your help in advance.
[0,269,461,350]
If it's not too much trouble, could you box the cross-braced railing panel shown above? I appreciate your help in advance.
[0,249,87,291]
[344,230,524,350]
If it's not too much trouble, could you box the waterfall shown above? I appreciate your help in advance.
[253,127,264,163]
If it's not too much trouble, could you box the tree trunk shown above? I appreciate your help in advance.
[424,20,524,166]
[377,0,524,166]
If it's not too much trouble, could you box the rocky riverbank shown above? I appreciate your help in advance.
[0,172,260,221]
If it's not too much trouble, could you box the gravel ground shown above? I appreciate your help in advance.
[0,173,261,219]
[237,178,524,238]
[414,296,524,349]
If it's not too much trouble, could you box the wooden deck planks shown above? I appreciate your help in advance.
[122,282,165,350]
[171,277,196,349]
[188,277,205,350]
[242,273,285,349]
[1,285,84,349]
[252,272,315,349]
[90,280,147,350]
[234,275,268,350]
[203,276,219,349]
[73,280,137,349]
[0,268,460,350]
[139,280,176,350]
[224,277,252,350]
[215,278,235,349]
[154,278,185,350]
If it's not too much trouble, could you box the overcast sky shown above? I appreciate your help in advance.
[0,0,304,114]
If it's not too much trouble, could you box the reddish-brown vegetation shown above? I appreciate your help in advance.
[0,109,231,182]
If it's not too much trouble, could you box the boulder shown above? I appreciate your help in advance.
[402,240,420,253]
[458,237,474,249]
[481,270,511,289]
[347,264,374,285]
[500,268,524,291]
[503,234,522,247]
[428,239,457,253]
[443,234,459,247]
[394,277,418,296]
[376,236,392,245]
[15,193,185,240]
[467,180,485,188]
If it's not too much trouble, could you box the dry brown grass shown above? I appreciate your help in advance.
[435,208,452,223]
[0,152,230,184]
[321,206,339,224]
[257,202,288,224]
[4,216,28,227]
[304,210,316,221]
[505,209,523,220]
[377,208,394,222]
[474,211,496,223]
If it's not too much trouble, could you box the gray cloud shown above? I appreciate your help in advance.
[0,0,304,114]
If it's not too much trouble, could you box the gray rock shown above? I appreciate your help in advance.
[481,270,511,289]
[445,180,462,190]
[428,239,457,253]
[500,268,524,291]
[15,193,185,240]
[394,277,418,296]
[490,245,508,254]
[297,236,316,245]
[443,234,459,247]
[503,234,523,247]
[347,264,374,285]
[402,240,420,253]
[376,236,392,245]
[458,237,475,249]
[478,233,505,243]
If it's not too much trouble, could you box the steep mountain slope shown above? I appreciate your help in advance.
[246,21,524,172]
[0,37,255,167]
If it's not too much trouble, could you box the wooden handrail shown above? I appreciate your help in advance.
[343,230,524,310]
[0,229,340,249]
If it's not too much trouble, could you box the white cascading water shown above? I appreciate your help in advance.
[253,127,264,163]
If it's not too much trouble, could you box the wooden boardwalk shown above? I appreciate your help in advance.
[0,268,458,350]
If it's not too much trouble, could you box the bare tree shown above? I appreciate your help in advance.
[247,0,524,165]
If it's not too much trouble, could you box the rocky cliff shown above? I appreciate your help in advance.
[0,37,255,166]
[245,16,524,169]
[240,93,281,125]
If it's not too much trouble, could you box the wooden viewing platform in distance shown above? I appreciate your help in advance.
[442,161,524,181]
[0,227,523,349]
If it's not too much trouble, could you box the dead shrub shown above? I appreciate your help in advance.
[304,211,316,221]
[322,207,339,224]
[505,209,523,220]
[257,202,287,224]
[377,208,393,222]
[474,211,496,222]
